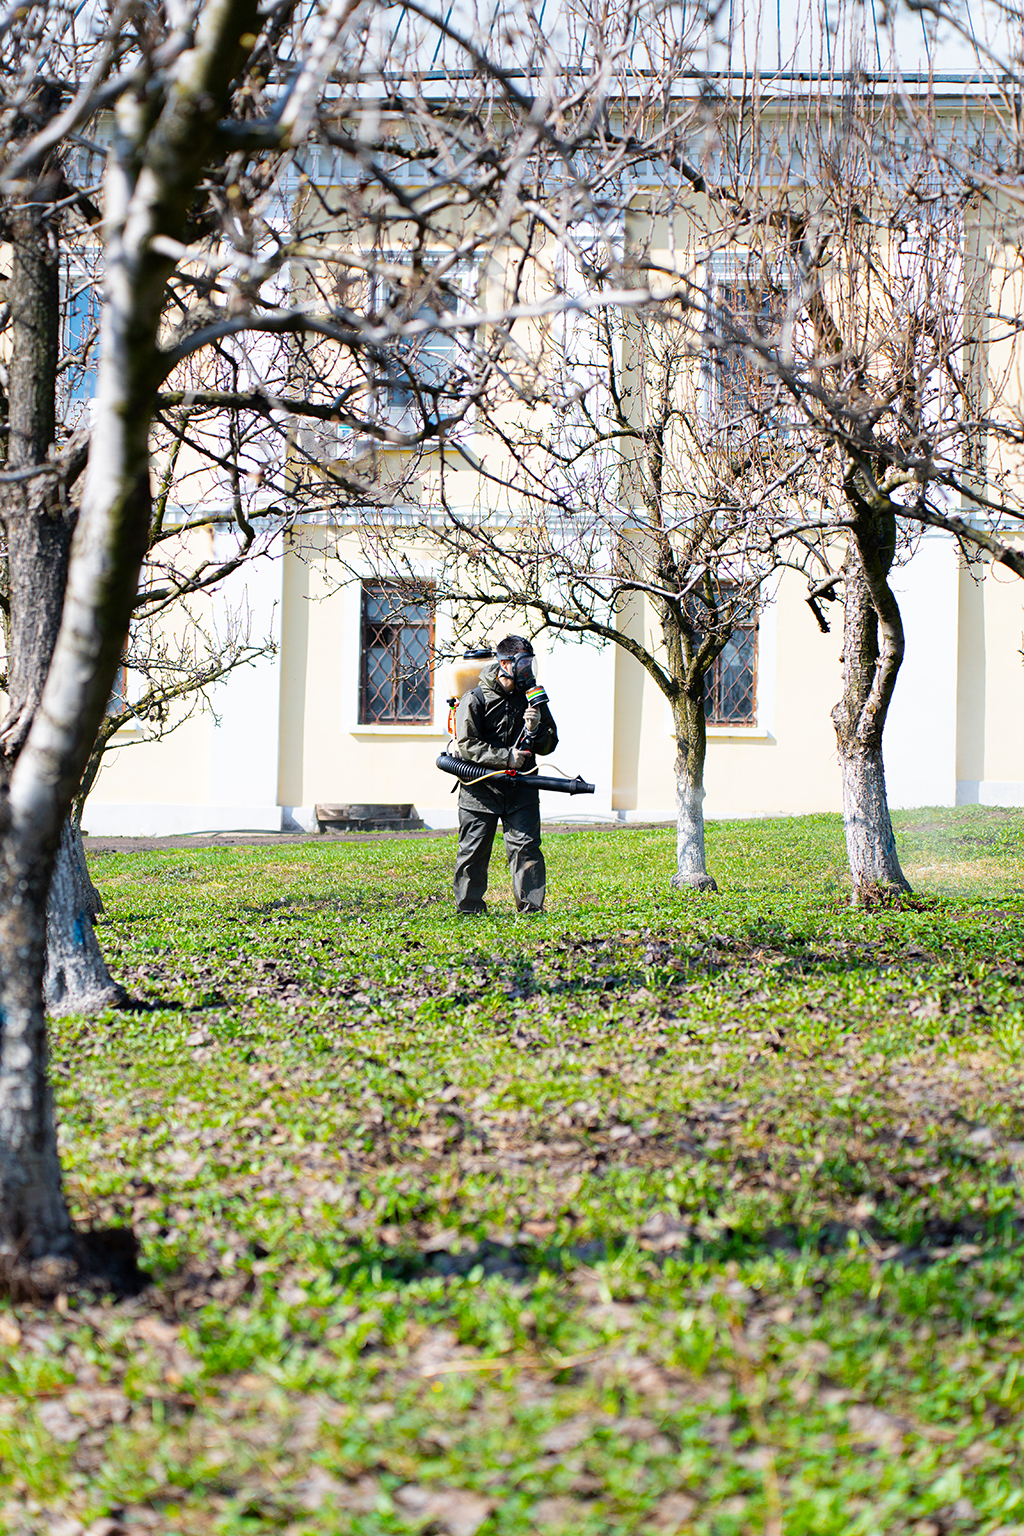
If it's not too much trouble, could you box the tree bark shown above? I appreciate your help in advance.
[0,191,78,1274]
[0,846,75,1278]
[831,500,911,903]
[0,186,126,1019]
[669,686,718,892]
[45,821,126,1016]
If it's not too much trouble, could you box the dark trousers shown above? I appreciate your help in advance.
[454,783,546,913]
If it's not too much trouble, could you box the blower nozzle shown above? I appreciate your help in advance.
[436,753,595,795]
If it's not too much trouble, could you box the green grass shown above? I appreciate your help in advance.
[4,805,1024,1535]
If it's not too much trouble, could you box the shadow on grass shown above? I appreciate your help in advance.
[326,1206,1024,1290]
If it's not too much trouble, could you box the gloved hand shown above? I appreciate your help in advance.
[509,748,534,770]
[523,706,540,733]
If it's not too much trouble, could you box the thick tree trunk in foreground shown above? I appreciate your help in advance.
[45,821,126,1017]
[0,845,75,1276]
[0,0,263,1286]
[669,688,718,892]
[831,507,911,903]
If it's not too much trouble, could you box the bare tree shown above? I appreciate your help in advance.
[0,0,722,1286]
[341,9,1024,904]
[691,68,1024,900]
[355,265,795,889]
[0,0,668,1025]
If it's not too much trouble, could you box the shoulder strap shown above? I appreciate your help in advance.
[460,686,486,736]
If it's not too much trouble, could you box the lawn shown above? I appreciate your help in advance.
[4,806,1024,1536]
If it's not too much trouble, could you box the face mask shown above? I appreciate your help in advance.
[511,654,536,693]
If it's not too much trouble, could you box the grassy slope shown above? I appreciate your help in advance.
[3,807,1024,1535]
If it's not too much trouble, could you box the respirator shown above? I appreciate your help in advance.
[508,652,549,710]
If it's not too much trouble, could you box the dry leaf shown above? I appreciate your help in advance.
[394,1484,493,1536]
[37,1400,85,1442]
[541,1414,594,1453]
[531,1495,587,1529]
[847,1403,905,1453]
[647,1491,699,1530]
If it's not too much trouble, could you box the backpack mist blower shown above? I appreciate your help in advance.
[437,648,596,796]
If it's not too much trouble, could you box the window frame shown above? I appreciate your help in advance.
[370,255,478,430]
[358,580,435,726]
[701,255,787,436]
[704,607,758,727]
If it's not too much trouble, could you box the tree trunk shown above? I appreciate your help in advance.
[0,834,76,1281]
[831,509,911,903]
[0,191,79,1277]
[669,688,718,892]
[0,192,125,1019]
[839,744,905,894]
[45,820,127,1017]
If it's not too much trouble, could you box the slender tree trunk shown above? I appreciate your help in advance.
[0,191,126,1020]
[831,506,911,903]
[0,192,78,1276]
[669,687,718,891]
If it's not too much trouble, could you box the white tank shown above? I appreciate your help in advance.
[445,649,494,704]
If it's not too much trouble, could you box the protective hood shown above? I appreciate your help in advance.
[477,660,508,701]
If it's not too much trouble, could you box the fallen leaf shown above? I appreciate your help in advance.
[394,1484,493,1536]
[847,1403,905,1453]
[133,1317,180,1346]
[531,1496,587,1528]
[647,1491,699,1530]
[67,1389,131,1429]
[296,1467,347,1511]
[37,1400,85,1442]
[541,1414,594,1453]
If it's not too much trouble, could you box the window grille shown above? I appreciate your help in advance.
[703,258,786,436]
[359,582,434,723]
[106,664,128,718]
[705,617,757,726]
[371,259,476,426]
[686,586,758,726]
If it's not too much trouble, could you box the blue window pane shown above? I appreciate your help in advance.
[66,281,100,402]
[364,590,395,622]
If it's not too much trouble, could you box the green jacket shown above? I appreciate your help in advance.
[455,661,558,770]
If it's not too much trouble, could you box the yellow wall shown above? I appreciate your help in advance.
[89,711,212,807]
[279,528,451,809]
[629,568,843,817]
[980,559,1024,785]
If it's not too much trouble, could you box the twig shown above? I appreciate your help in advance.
[420,1346,604,1378]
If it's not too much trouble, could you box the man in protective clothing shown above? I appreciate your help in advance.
[453,635,558,915]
